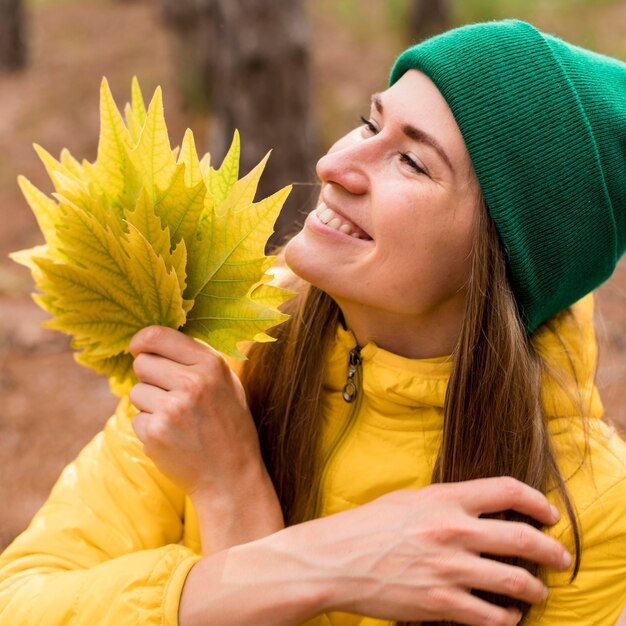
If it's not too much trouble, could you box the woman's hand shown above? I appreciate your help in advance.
[129,325,283,551]
[178,478,569,626]
[250,476,571,626]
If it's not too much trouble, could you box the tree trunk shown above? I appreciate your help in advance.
[407,0,451,43]
[0,0,26,72]
[157,0,220,112]
[158,0,318,249]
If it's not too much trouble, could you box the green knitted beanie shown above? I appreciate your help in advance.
[389,20,626,333]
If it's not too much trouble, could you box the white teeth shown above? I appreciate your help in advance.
[314,202,370,240]
[320,208,334,224]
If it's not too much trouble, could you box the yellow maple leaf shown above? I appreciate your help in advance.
[12,77,294,396]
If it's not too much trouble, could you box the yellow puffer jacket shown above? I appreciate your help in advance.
[1,295,625,625]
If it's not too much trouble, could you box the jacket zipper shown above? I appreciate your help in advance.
[342,347,362,403]
[313,346,363,518]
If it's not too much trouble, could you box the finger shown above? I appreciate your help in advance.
[131,411,150,443]
[133,353,186,391]
[131,411,172,455]
[429,587,522,626]
[129,382,169,414]
[459,477,559,526]
[453,554,548,605]
[130,326,220,364]
[469,518,571,572]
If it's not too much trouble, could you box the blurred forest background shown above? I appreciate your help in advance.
[0,0,625,573]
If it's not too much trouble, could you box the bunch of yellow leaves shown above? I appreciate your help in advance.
[11,77,294,396]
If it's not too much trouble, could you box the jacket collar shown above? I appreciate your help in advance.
[324,294,603,421]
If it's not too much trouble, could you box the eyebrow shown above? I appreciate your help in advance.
[371,93,454,173]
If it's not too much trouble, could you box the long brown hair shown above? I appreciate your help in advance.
[414,199,582,625]
[241,197,582,624]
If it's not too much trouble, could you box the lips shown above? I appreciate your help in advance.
[314,202,372,240]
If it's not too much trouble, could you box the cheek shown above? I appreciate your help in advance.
[425,222,475,296]
[373,214,474,299]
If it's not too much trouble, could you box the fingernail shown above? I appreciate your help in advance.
[541,585,549,599]
[550,504,560,521]
[562,551,572,569]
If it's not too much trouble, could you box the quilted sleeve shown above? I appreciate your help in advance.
[531,424,626,625]
[0,397,201,626]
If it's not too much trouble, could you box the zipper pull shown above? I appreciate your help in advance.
[342,346,362,403]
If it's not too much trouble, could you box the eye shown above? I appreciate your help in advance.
[398,152,427,175]
[359,115,429,177]
[359,115,378,134]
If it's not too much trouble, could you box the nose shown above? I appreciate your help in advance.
[315,134,370,196]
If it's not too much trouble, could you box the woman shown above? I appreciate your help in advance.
[1,19,625,626]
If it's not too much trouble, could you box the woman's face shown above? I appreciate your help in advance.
[285,69,480,354]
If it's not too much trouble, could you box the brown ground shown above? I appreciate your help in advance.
[1,0,625,581]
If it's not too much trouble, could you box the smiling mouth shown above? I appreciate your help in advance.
[314,203,372,240]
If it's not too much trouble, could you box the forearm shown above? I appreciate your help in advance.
[179,525,332,626]
[178,509,381,626]
[191,459,285,553]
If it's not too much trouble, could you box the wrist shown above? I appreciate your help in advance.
[223,526,335,619]
[180,532,331,626]
[191,463,284,552]
[270,514,373,616]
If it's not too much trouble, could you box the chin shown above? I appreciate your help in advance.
[283,230,335,295]
[284,221,369,306]
[283,230,314,282]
